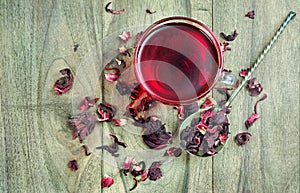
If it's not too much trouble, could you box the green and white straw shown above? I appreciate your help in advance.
[225,11,296,107]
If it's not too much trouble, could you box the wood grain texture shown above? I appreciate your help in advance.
[0,0,299,193]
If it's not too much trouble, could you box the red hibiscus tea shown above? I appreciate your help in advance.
[134,17,223,105]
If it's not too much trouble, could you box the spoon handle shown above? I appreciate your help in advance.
[225,11,296,107]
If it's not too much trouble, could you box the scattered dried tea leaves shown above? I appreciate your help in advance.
[101,175,114,189]
[97,103,116,122]
[69,112,97,142]
[235,132,252,146]
[245,93,268,129]
[53,68,73,96]
[220,29,238,41]
[245,10,255,19]
[79,96,99,111]
[146,9,156,14]
[105,2,125,14]
[68,160,78,171]
[119,31,131,42]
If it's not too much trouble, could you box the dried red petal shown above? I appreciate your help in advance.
[146,9,156,14]
[140,171,149,182]
[105,2,125,14]
[68,160,78,171]
[69,112,97,142]
[254,93,268,114]
[112,118,127,126]
[218,133,229,144]
[246,78,263,96]
[97,103,116,122]
[222,42,231,51]
[235,132,252,146]
[79,97,99,111]
[239,68,251,78]
[101,175,114,188]
[245,10,255,19]
[53,68,73,96]
[245,113,260,129]
[220,29,238,41]
[123,156,135,170]
[105,71,120,82]
[175,102,199,120]
[200,96,217,109]
[119,31,131,42]
[164,147,182,157]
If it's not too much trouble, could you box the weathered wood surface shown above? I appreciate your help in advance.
[0,0,299,193]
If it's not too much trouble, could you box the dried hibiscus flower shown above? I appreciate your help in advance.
[245,93,268,129]
[141,118,172,150]
[245,10,255,19]
[68,160,78,171]
[79,96,99,111]
[220,29,238,41]
[148,161,162,181]
[235,132,252,146]
[146,9,156,14]
[246,78,263,96]
[97,103,116,122]
[69,112,97,142]
[105,2,125,15]
[119,31,131,42]
[101,175,114,189]
[53,68,73,95]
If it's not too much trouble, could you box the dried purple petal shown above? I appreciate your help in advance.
[79,97,99,111]
[220,29,238,41]
[245,10,255,19]
[148,161,162,181]
[97,103,116,122]
[239,68,250,78]
[123,156,135,171]
[245,94,268,129]
[246,78,263,96]
[235,132,252,146]
[105,2,125,14]
[96,143,119,157]
[53,68,73,95]
[141,119,172,149]
[129,178,138,191]
[68,160,78,171]
[110,134,127,148]
[222,42,231,51]
[164,147,182,157]
[254,93,268,114]
[82,145,91,156]
[101,175,114,188]
[69,112,97,142]
[146,9,156,14]
[119,31,131,42]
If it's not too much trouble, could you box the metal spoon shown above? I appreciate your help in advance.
[179,11,296,157]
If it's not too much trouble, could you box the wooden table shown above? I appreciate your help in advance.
[1,0,299,192]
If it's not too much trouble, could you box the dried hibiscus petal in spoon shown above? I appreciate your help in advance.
[53,68,73,95]
[175,102,199,120]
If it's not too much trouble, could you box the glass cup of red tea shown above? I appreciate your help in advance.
[134,16,235,105]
